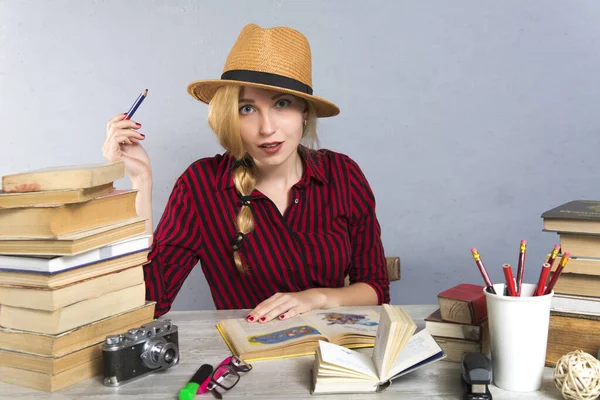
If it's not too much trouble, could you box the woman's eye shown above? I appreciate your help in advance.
[275,99,291,108]
[239,105,254,115]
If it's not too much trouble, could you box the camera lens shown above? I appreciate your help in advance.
[141,338,179,370]
[164,348,176,364]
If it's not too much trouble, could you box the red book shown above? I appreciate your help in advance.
[437,284,487,324]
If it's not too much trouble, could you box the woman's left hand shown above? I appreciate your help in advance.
[246,289,327,323]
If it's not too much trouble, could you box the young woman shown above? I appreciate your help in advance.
[102,24,389,322]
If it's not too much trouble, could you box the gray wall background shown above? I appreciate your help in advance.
[1,1,600,310]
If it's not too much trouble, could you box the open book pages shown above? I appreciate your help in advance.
[216,307,381,361]
[312,329,445,394]
[371,304,416,379]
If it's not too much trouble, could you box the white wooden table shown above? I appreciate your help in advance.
[0,305,563,399]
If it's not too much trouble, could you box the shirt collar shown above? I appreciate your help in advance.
[214,145,328,191]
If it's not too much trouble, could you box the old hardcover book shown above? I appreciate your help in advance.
[542,200,600,234]
[310,305,445,394]
[0,183,114,208]
[546,311,600,367]
[432,336,490,363]
[0,302,155,356]
[217,307,385,362]
[0,216,146,256]
[0,266,143,311]
[0,342,102,375]
[0,283,146,334]
[437,284,487,324]
[551,254,600,276]
[0,357,102,392]
[0,250,149,289]
[1,161,124,193]
[0,189,138,238]
[552,272,600,297]
[559,233,600,258]
[424,309,488,341]
[0,234,150,274]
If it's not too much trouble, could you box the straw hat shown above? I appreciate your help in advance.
[186,24,340,118]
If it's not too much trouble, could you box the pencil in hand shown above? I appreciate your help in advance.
[471,248,496,294]
[123,89,148,121]
[544,252,570,295]
[516,240,527,296]
[502,264,518,296]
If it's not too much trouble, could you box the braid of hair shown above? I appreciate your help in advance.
[231,157,257,273]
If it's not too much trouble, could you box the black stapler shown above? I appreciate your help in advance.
[461,352,493,400]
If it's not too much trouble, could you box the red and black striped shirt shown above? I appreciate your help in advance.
[145,146,389,316]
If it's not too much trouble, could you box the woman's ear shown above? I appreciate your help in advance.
[302,100,309,120]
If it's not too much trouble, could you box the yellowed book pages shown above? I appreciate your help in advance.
[0,183,115,209]
[1,161,124,193]
[0,342,102,375]
[0,357,102,392]
[371,305,416,380]
[432,337,487,363]
[217,307,382,361]
[0,250,149,289]
[552,272,600,297]
[0,302,155,356]
[0,216,146,255]
[0,283,146,334]
[552,255,600,276]
[559,234,600,258]
[311,323,444,394]
[0,266,143,310]
[0,189,138,238]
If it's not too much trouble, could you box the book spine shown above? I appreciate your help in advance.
[471,294,488,322]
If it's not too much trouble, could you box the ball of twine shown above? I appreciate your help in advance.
[553,350,600,400]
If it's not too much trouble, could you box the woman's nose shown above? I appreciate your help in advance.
[259,111,276,135]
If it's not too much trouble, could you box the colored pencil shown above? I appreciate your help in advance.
[471,248,496,294]
[516,240,527,296]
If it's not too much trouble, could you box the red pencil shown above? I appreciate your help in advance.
[471,248,496,294]
[546,245,561,268]
[534,263,551,296]
[516,240,527,296]
[502,264,518,296]
[544,252,570,295]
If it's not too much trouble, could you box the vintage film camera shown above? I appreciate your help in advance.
[102,319,180,386]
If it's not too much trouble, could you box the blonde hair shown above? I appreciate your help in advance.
[208,85,318,273]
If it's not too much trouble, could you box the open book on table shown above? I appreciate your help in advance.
[216,307,382,361]
[310,304,446,394]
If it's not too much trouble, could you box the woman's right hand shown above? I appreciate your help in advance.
[102,114,151,182]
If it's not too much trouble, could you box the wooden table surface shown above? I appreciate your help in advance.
[0,304,564,399]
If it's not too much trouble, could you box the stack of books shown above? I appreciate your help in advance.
[0,162,155,392]
[541,200,600,367]
[425,283,489,362]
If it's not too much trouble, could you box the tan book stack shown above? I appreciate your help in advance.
[0,162,155,392]
[541,200,600,367]
[425,284,490,363]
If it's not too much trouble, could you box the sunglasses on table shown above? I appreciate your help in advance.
[197,355,252,399]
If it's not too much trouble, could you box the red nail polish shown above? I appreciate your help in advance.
[246,315,254,322]
[279,315,285,319]
[140,133,145,137]
[135,123,142,127]
[259,317,266,322]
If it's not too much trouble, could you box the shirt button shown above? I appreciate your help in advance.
[294,198,299,204]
